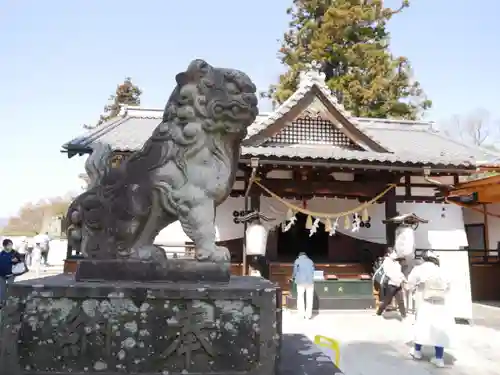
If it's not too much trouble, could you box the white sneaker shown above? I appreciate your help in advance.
[409,348,423,360]
[430,357,445,368]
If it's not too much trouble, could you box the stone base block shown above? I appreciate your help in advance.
[0,275,280,375]
[75,259,230,282]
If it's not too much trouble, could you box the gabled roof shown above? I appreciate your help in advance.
[243,67,389,153]
[434,174,500,204]
[453,174,500,197]
[62,66,500,169]
[64,106,168,155]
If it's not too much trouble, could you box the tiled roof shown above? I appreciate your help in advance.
[63,108,499,167]
[62,68,500,168]
[65,106,270,153]
[242,145,474,166]
[363,127,499,165]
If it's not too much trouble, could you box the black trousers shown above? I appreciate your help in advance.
[41,249,49,265]
[373,280,386,300]
[376,284,406,317]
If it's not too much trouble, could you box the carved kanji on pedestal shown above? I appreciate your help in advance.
[162,302,215,370]
[57,302,112,359]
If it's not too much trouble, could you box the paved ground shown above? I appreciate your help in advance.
[282,308,500,375]
[15,265,64,282]
[471,303,500,330]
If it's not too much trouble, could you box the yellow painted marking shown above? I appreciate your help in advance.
[314,335,340,367]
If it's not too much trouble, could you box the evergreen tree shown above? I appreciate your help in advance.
[84,77,142,129]
[266,0,431,120]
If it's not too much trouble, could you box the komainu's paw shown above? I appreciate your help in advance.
[130,245,168,267]
[196,245,230,262]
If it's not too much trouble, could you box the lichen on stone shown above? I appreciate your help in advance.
[93,361,107,370]
[124,321,138,333]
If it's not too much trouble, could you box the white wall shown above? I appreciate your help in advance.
[154,197,247,246]
[463,203,500,250]
[397,203,471,320]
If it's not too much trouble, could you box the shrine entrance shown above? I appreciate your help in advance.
[277,212,329,262]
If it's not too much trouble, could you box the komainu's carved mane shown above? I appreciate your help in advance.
[66,59,258,262]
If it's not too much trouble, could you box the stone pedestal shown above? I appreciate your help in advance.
[75,259,231,282]
[0,275,280,375]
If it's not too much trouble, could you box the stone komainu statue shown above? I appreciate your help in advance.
[66,60,258,263]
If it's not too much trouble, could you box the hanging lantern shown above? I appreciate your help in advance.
[383,213,428,260]
[305,215,313,229]
[394,226,415,259]
[344,215,350,229]
[246,222,268,256]
[362,208,369,222]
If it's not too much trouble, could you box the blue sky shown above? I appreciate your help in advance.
[0,0,499,218]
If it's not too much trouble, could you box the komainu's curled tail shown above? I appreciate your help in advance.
[65,142,115,258]
[84,142,113,189]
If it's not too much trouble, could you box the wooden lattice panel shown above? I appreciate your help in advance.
[265,116,362,149]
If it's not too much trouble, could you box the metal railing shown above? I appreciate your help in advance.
[66,244,197,259]
[415,248,499,265]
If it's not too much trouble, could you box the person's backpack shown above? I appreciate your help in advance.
[422,274,448,302]
[11,251,28,276]
[372,264,387,286]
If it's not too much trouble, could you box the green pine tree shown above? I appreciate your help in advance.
[265,0,431,120]
[84,77,142,129]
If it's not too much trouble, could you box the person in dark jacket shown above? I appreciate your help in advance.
[248,255,270,279]
[0,238,23,306]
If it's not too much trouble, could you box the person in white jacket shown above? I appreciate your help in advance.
[406,250,454,368]
[375,251,407,318]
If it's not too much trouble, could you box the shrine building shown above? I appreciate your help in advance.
[61,67,500,321]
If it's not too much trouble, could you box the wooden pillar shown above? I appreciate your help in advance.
[483,204,490,261]
[242,174,249,276]
[242,199,247,275]
[250,194,260,213]
[385,187,397,247]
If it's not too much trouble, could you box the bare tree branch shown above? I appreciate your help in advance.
[442,109,498,146]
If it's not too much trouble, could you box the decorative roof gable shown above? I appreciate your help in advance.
[243,62,389,153]
[263,114,364,150]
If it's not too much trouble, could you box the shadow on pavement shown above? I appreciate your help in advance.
[279,333,343,375]
[340,340,457,374]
